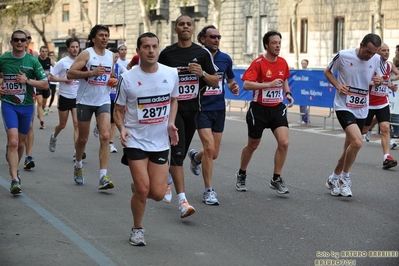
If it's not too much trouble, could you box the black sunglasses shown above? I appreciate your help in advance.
[13,38,27,43]
[207,34,222,40]
[27,36,32,40]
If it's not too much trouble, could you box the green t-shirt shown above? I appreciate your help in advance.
[0,52,47,106]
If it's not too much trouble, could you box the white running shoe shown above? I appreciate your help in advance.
[339,177,352,197]
[203,190,219,205]
[93,124,99,138]
[179,199,195,218]
[390,139,397,150]
[163,183,172,203]
[364,131,371,142]
[325,175,340,196]
[49,132,57,152]
[129,228,146,246]
[110,143,117,153]
[188,148,201,175]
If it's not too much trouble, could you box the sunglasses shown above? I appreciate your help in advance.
[13,38,27,43]
[207,34,222,40]
[27,36,32,40]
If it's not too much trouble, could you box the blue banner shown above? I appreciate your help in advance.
[225,68,335,108]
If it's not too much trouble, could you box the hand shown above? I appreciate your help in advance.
[119,128,131,148]
[371,72,382,86]
[188,63,203,78]
[286,94,294,107]
[269,79,283,87]
[229,82,239,96]
[336,84,349,95]
[92,63,105,77]
[168,124,179,146]
[16,71,28,84]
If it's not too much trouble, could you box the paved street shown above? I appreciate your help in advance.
[0,104,398,266]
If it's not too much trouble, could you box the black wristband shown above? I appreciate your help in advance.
[285,91,292,97]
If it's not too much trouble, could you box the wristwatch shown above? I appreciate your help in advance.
[202,71,207,78]
[26,78,30,84]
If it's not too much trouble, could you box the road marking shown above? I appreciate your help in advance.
[0,176,116,266]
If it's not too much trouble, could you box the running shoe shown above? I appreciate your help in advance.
[110,143,117,153]
[93,124,99,138]
[325,175,340,196]
[383,155,397,170]
[49,132,57,152]
[43,108,48,116]
[179,199,195,218]
[73,166,84,185]
[99,175,114,190]
[203,190,219,205]
[188,148,201,175]
[339,177,352,197]
[269,177,289,194]
[40,120,45,129]
[10,177,21,195]
[364,130,371,142]
[23,156,35,170]
[236,172,247,191]
[129,228,146,246]
[390,139,397,150]
[163,183,172,203]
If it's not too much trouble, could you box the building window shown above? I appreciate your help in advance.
[80,1,89,21]
[245,16,253,54]
[300,18,308,53]
[259,15,268,54]
[334,17,345,53]
[62,4,69,22]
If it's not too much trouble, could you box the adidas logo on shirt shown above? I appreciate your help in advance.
[192,58,198,62]
[163,79,168,83]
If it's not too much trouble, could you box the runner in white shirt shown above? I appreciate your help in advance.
[324,33,382,197]
[48,37,82,158]
[114,32,179,246]
[67,25,115,189]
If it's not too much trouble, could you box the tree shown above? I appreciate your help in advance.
[0,0,57,46]
[291,0,303,69]
[373,0,382,38]
[139,0,153,32]
[209,0,225,29]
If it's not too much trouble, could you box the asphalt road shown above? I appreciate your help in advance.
[0,105,398,266]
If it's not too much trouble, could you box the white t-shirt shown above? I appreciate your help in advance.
[50,56,79,99]
[76,47,113,106]
[115,63,179,152]
[328,48,381,118]
[116,58,129,69]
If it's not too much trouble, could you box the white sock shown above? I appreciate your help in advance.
[341,171,349,179]
[100,169,107,177]
[75,161,83,168]
[177,193,186,203]
[384,154,389,160]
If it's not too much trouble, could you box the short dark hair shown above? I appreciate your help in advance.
[11,30,27,40]
[175,14,192,27]
[88,25,110,47]
[66,36,80,48]
[262,30,282,50]
[396,45,399,51]
[361,33,381,48]
[197,25,216,44]
[136,32,159,48]
[40,46,48,51]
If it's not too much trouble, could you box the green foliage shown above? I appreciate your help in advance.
[0,0,53,25]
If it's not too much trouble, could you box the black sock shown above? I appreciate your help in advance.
[273,174,280,181]
[239,169,246,176]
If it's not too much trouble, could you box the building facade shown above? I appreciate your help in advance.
[1,0,398,67]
